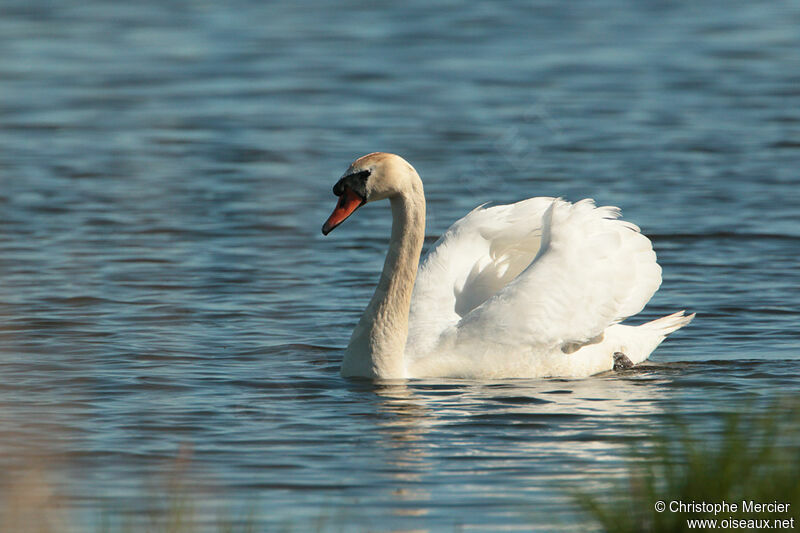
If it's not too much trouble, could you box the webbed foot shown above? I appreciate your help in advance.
[613,352,633,371]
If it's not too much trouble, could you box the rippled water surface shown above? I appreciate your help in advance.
[1,0,799,530]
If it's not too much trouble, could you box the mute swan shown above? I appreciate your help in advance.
[322,152,693,379]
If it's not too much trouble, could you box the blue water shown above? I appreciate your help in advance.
[0,0,799,530]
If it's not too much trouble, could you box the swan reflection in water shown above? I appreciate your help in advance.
[364,367,675,523]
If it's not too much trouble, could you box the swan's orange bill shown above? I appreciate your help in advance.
[322,188,365,235]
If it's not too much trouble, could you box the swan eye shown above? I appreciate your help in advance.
[333,169,371,197]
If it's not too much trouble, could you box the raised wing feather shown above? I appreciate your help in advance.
[449,199,662,353]
[406,197,555,357]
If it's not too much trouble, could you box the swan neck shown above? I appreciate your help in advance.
[341,181,425,379]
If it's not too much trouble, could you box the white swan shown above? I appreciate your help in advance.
[322,152,694,379]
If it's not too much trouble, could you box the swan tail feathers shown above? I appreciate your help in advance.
[609,311,694,366]
[643,310,696,337]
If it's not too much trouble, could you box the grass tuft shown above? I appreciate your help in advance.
[577,399,800,532]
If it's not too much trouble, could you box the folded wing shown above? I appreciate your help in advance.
[407,197,555,357]
[450,199,662,353]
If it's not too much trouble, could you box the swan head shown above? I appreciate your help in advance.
[322,152,418,235]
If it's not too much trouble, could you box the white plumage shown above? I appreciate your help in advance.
[323,153,694,379]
